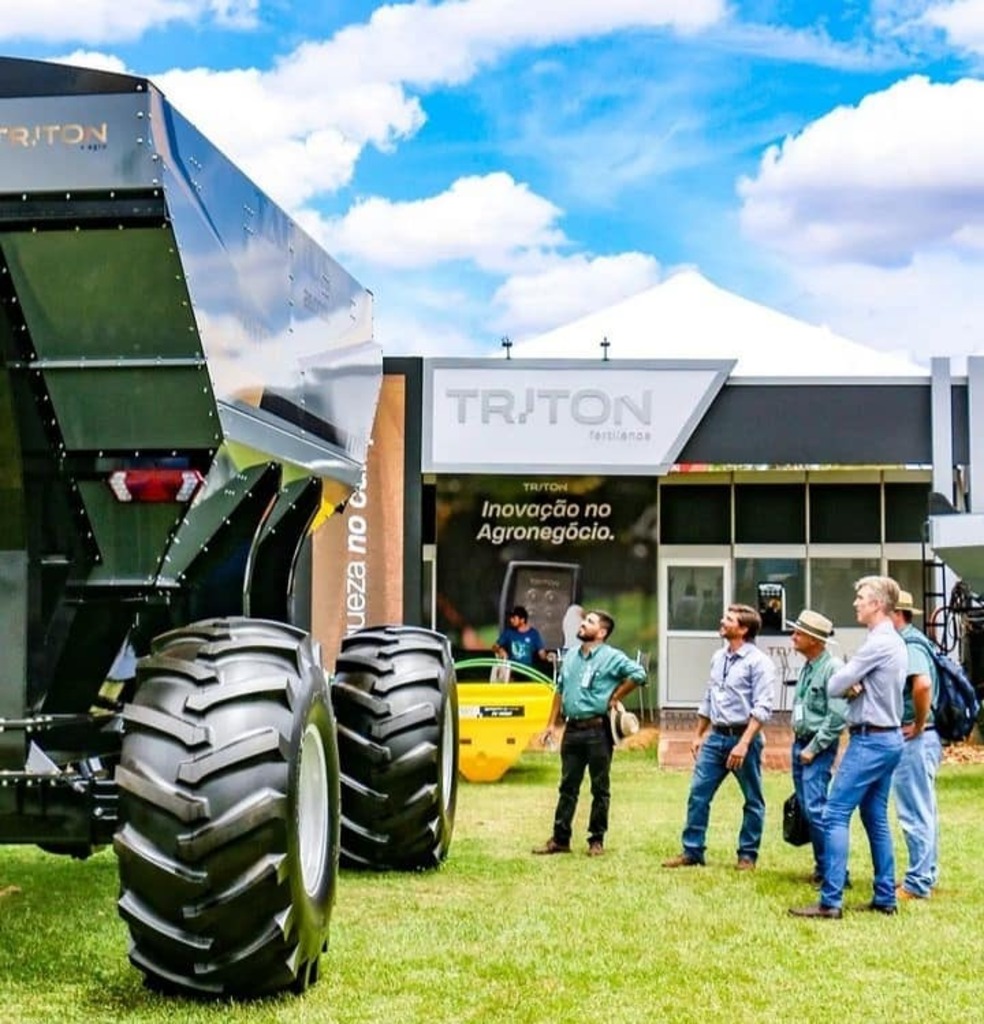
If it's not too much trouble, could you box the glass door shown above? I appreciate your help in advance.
[659,556,730,707]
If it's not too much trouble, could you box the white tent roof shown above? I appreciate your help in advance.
[508,270,927,378]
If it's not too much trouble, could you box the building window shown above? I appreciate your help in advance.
[735,558,806,633]
[888,559,925,614]
[667,565,724,632]
[735,485,805,544]
[885,484,931,542]
[809,557,881,627]
[660,485,730,544]
[810,485,880,543]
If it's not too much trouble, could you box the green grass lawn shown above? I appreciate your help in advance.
[2,753,982,1023]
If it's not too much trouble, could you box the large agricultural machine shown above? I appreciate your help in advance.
[0,56,457,997]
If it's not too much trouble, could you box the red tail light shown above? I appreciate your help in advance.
[108,469,204,503]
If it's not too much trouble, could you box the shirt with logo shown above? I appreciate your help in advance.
[556,643,647,719]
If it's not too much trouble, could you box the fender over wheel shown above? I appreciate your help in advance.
[331,626,458,870]
[113,618,339,998]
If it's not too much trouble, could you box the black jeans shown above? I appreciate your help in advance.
[553,723,614,846]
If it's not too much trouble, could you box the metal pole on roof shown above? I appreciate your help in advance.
[601,336,610,361]
[501,336,512,360]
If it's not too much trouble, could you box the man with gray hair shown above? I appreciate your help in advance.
[790,576,906,919]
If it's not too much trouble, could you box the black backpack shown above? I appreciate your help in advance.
[902,631,981,743]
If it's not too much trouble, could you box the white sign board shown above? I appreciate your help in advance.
[423,359,734,475]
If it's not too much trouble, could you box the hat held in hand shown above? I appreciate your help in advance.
[609,701,640,744]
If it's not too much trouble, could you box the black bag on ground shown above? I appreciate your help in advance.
[782,792,811,846]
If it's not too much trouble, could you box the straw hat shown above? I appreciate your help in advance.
[896,590,922,615]
[609,701,640,743]
[785,609,836,644]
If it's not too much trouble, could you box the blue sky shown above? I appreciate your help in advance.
[4,0,984,364]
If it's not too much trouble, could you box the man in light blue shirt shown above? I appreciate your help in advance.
[790,575,906,919]
[663,604,775,871]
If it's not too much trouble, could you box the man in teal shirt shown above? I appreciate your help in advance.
[533,610,647,857]
[891,590,942,899]
[787,609,848,887]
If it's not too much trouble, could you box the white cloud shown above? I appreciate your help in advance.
[316,173,566,272]
[738,76,984,264]
[277,0,726,95]
[0,1,255,44]
[492,253,662,337]
[784,252,984,363]
[921,0,984,53]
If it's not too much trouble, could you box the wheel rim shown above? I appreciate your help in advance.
[298,722,330,897]
[440,700,455,814]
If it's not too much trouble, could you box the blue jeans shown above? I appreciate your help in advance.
[791,739,838,878]
[681,731,765,862]
[821,730,904,910]
[893,729,942,897]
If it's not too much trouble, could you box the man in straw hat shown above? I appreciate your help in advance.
[890,590,942,900]
[787,609,848,888]
[662,604,775,871]
[790,576,906,919]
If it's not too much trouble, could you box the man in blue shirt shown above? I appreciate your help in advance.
[493,605,550,668]
[790,575,906,919]
[891,589,942,900]
[662,604,775,871]
[532,610,647,857]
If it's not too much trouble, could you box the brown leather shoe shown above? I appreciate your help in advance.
[587,841,604,857]
[532,838,571,855]
[895,885,925,901]
[735,857,756,871]
[662,853,701,868]
[788,903,842,919]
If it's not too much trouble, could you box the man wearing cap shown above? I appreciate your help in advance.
[787,610,848,887]
[790,576,906,919]
[533,610,647,857]
[493,605,552,668]
[663,604,775,871]
[891,590,942,900]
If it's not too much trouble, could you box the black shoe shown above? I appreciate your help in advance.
[788,904,843,919]
[860,902,898,915]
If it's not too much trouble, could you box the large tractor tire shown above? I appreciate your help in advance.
[113,618,339,998]
[331,626,458,870]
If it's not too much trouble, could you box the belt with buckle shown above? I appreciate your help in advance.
[566,716,606,730]
[849,724,898,735]
[712,722,748,737]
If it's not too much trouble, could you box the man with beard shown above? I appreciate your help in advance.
[532,610,647,857]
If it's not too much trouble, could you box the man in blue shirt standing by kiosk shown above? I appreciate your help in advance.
[493,605,551,668]
[532,610,647,857]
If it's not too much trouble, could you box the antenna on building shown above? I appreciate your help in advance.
[600,336,610,361]
[501,335,512,360]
